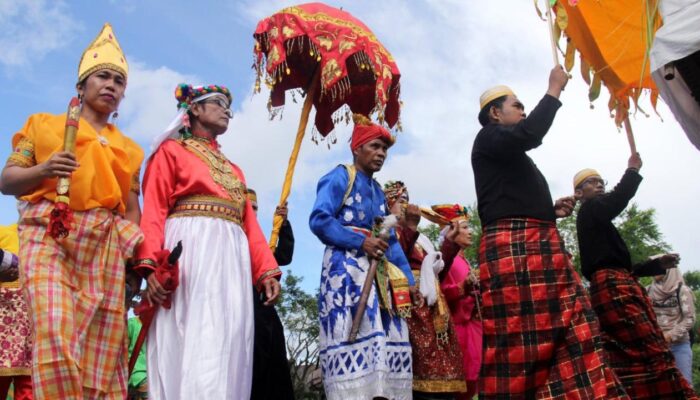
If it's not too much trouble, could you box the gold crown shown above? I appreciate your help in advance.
[77,23,128,83]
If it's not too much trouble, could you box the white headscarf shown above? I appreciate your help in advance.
[648,267,684,302]
[416,233,445,306]
[149,92,229,154]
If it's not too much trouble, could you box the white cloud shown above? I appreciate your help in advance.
[223,0,700,274]
[0,0,81,66]
[117,60,199,149]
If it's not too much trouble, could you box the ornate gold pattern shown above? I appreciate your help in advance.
[134,258,157,268]
[268,45,281,65]
[131,167,141,194]
[256,268,282,288]
[169,195,244,225]
[181,138,247,209]
[317,35,333,51]
[280,6,395,62]
[282,25,295,38]
[412,379,467,393]
[338,40,356,54]
[8,136,36,168]
[322,59,342,87]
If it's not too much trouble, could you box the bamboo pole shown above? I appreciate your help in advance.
[623,115,638,155]
[545,0,560,66]
[268,67,321,251]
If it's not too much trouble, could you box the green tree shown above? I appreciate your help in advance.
[277,270,324,399]
[556,202,671,281]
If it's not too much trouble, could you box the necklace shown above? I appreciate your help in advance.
[183,138,247,205]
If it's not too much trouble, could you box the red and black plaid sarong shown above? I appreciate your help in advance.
[589,268,698,399]
[478,218,629,399]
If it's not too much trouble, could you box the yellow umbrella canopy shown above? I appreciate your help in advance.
[543,0,661,126]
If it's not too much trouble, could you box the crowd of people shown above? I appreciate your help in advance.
[0,21,697,400]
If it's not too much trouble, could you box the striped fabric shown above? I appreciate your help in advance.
[18,200,142,400]
[478,218,629,399]
[589,268,698,399]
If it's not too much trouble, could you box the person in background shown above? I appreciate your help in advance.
[432,206,482,400]
[0,224,32,400]
[247,188,295,400]
[649,267,697,386]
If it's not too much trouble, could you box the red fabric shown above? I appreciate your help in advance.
[432,204,468,223]
[479,218,629,399]
[135,139,279,286]
[0,375,33,400]
[396,226,466,393]
[130,248,180,375]
[253,2,401,135]
[350,123,393,151]
[589,268,697,399]
[47,202,73,239]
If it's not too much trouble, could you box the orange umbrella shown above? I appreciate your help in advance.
[538,0,662,153]
[253,2,401,251]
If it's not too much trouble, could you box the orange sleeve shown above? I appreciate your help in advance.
[232,165,281,289]
[134,145,177,276]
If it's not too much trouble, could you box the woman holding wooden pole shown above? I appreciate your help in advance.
[0,24,144,400]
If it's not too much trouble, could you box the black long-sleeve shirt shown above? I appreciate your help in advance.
[273,220,294,267]
[576,169,660,280]
[472,94,562,226]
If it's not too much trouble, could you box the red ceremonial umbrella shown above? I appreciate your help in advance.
[253,2,401,250]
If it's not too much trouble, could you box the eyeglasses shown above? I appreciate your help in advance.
[582,177,607,187]
[201,98,231,110]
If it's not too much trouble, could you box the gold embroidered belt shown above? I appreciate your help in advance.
[168,195,243,225]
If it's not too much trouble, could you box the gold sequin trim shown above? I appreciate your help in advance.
[256,268,282,288]
[0,367,31,377]
[131,167,141,194]
[413,379,467,393]
[134,258,157,268]
[168,195,244,225]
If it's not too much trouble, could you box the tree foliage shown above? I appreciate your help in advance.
[557,202,672,280]
[277,270,324,399]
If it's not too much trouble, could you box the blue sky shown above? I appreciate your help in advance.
[2,1,700,293]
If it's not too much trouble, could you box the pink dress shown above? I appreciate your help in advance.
[440,253,482,384]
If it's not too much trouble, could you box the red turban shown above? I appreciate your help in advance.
[350,114,395,151]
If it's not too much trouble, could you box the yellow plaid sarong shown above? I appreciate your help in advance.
[18,200,143,400]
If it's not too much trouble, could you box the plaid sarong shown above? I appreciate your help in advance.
[479,218,629,399]
[589,268,698,399]
[18,200,143,400]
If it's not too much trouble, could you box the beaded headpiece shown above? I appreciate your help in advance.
[149,83,233,153]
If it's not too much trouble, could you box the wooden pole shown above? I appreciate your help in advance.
[623,115,638,155]
[268,68,321,251]
[545,0,560,66]
[348,257,378,342]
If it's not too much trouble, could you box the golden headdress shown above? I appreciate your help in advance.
[77,23,128,83]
